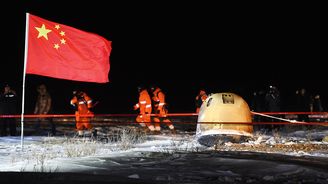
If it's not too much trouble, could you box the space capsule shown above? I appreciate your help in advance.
[196,92,253,146]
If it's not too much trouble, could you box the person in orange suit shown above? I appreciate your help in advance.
[134,86,155,132]
[150,86,175,133]
[195,89,207,113]
[70,90,94,136]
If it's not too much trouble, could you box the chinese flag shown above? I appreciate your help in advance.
[26,13,112,83]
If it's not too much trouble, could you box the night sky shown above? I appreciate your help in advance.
[1,2,326,114]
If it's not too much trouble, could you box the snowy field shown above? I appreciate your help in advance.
[0,121,328,184]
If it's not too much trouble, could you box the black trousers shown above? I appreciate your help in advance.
[0,118,16,136]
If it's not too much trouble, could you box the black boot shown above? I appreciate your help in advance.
[92,129,97,138]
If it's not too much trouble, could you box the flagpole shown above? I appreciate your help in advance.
[20,13,30,150]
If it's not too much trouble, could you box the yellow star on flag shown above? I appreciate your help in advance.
[60,38,66,44]
[54,43,60,49]
[35,24,52,40]
[60,31,65,36]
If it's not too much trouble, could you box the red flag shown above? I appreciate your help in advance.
[26,14,112,83]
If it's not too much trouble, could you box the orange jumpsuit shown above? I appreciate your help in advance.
[134,89,154,131]
[152,87,174,131]
[70,92,94,131]
[195,90,207,113]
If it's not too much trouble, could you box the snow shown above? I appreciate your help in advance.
[1,125,328,183]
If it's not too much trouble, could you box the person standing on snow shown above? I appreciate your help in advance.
[0,84,18,136]
[34,84,56,136]
[295,88,311,122]
[264,85,281,132]
[134,86,155,132]
[311,94,323,112]
[195,89,208,113]
[70,90,94,137]
[150,86,175,134]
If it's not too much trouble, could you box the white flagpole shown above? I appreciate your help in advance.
[21,13,30,150]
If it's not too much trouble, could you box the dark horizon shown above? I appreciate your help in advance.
[1,2,326,114]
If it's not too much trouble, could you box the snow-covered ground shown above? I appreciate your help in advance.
[0,124,328,184]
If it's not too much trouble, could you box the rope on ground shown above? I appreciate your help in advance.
[251,111,301,123]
